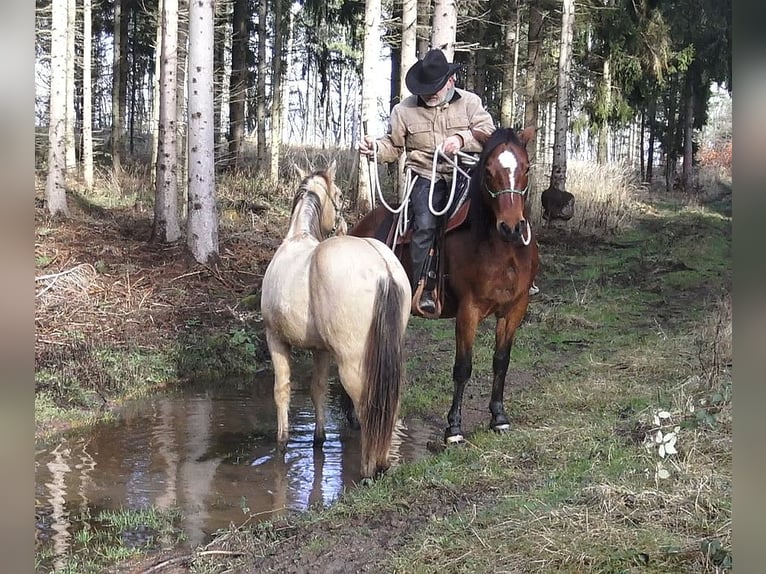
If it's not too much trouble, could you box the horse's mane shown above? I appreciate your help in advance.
[467,127,523,241]
[291,171,331,239]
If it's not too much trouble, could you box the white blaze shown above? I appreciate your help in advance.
[497,150,518,191]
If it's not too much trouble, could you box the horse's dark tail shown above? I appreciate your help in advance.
[360,274,407,478]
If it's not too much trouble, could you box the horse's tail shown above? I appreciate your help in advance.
[360,273,407,477]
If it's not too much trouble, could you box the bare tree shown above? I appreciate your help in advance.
[269,0,287,183]
[256,0,268,170]
[431,0,456,59]
[524,1,545,168]
[549,0,575,192]
[82,0,94,190]
[46,0,70,216]
[187,0,219,264]
[357,0,381,214]
[228,0,248,170]
[152,0,181,243]
[500,2,521,128]
[65,0,76,174]
[150,0,163,186]
[111,0,127,176]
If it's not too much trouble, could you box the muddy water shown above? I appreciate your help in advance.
[35,370,439,556]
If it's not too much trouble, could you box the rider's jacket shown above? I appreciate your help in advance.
[373,88,495,181]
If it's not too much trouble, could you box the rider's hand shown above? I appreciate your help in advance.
[358,136,375,157]
[442,134,463,155]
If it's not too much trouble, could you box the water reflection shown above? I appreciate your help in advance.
[35,374,437,559]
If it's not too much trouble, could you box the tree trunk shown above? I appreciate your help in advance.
[111,0,124,175]
[176,0,189,219]
[187,0,219,264]
[213,1,227,156]
[269,0,286,183]
[646,101,656,182]
[357,0,381,214]
[46,0,70,217]
[82,0,94,190]
[549,0,574,191]
[431,0,456,59]
[524,1,544,168]
[150,0,163,187]
[682,78,694,192]
[65,0,77,174]
[597,56,611,164]
[399,0,417,198]
[256,0,268,170]
[228,0,248,170]
[416,0,430,57]
[153,0,181,243]
[499,2,519,128]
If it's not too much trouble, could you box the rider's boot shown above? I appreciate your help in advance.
[410,230,436,315]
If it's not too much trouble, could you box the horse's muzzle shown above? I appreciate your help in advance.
[498,219,532,245]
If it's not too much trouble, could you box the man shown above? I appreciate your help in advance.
[359,49,494,315]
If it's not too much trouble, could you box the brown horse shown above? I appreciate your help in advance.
[350,127,539,443]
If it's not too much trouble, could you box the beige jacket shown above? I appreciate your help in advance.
[373,88,495,181]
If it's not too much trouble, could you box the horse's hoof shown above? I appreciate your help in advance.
[491,423,511,433]
[444,433,465,445]
[359,477,375,487]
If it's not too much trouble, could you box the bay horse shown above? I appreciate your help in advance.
[260,161,411,479]
[350,127,539,444]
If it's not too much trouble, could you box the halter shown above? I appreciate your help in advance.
[485,181,529,199]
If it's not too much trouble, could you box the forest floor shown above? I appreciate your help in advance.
[35,177,732,574]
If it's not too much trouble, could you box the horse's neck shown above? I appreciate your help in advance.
[286,195,323,241]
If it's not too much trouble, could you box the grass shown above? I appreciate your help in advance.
[35,150,731,572]
[35,506,185,574]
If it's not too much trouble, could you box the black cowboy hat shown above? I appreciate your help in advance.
[405,49,463,96]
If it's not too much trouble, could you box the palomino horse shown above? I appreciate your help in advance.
[351,127,539,444]
[260,162,411,479]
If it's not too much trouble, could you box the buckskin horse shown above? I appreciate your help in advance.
[350,127,539,444]
[260,161,411,478]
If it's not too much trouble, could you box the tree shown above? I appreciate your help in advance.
[356,0,381,214]
[186,0,219,263]
[111,0,128,176]
[549,0,575,192]
[46,0,70,217]
[431,0,456,59]
[524,1,545,169]
[269,0,287,184]
[256,0,268,170]
[228,0,249,170]
[82,0,94,190]
[152,0,181,243]
[65,0,77,174]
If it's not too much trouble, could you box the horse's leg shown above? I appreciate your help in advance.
[489,307,527,432]
[445,305,480,444]
[310,350,331,447]
[266,331,292,451]
[336,361,371,476]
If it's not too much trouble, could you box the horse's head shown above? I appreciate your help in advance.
[470,127,534,245]
[294,160,344,238]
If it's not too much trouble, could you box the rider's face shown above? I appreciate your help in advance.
[422,76,455,107]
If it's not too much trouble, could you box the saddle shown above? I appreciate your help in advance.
[379,183,472,319]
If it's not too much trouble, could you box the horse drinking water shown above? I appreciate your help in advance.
[260,162,411,479]
[351,127,539,444]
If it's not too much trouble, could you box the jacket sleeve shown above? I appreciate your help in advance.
[373,105,406,164]
[456,93,495,153]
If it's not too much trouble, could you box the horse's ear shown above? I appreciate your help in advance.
[517,126,536,148]
[471,128,492,146]
[295,164,308,181]
[327,159,337,182]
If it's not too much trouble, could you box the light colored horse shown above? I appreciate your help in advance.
[260,162,411,479]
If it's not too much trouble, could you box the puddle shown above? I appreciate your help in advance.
[35,371,439,557]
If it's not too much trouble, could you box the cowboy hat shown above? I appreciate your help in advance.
[405,49,463,96]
